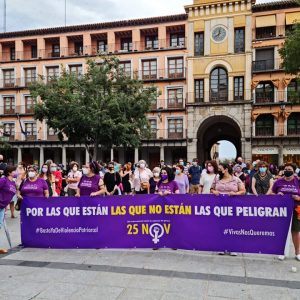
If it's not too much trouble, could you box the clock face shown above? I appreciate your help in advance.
[212,26,227,43]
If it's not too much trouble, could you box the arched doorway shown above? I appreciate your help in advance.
[197,116,242,163]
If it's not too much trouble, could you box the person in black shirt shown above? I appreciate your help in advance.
[104,162,121,195]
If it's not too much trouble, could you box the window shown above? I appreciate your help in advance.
[170,33,185,47]
[168,118,183,139]
[25,123,37,136]
[167,88,183,108]
[25,96,36,114]
[74,42,83,55]
[145,36,158,49]
[48,127,58,136]
[10,47,15,61]
[195,79,204,102]
[3,96,15,114]
[52,44,60,57]
[149,119,157,139]
[253,48,275,71]
[142,59,157,80]
[256,26,276,39]
[46,66,59,82]
[210,67,228,102]
[3,123,15,138]
[24,68,37,86]
[3,69,15,88]
[255,115,274,136]
[168,57,184,78]
[234,77,244,101]
[255,82,274,103]
[98,40,107,53]
[287,113,300,135]
[194,32,204,56]
[31,45,37,58]
[234,28,245,53]
[121,38,132,51]
[119,61,131,77]
[287,79,300,102]
[69,65,82,77]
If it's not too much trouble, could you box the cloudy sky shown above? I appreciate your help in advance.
[2,0,276,32]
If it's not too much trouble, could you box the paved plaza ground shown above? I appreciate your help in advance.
[0,212,299,300]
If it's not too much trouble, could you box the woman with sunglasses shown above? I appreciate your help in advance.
[76,161,105,197]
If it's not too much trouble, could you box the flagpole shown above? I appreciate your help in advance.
[3,0,6,32]
[64,0,67,26]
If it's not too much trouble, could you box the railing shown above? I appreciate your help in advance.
[186,90,253,104]
[136,68,186,81]
[141,129,186,140]
[0,38,187,62]
[0,105,36,115]
[0,77,38,89]
[252,59,282,72]
[255,127,274,137]
[150,99,186,110]
[287,127,300,136]
[254,91,293,103]
[253,25,288,40]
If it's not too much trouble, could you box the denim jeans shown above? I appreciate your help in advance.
[0,208,5,229]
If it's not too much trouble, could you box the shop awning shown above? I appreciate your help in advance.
[256,15,276,28]
[286,12,300,25]
[252,147,279,155]
[283,147,300,155]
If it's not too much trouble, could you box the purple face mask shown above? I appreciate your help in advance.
[161,175,168,181]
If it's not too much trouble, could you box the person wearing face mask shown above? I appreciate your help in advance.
[18,165,49,200]
[233,165,246,183]
[252,162,273,196]
[133,160,153,194]
[149,167,161,194]
[199,160,218,194]
[76,161,105,197]
[103,162,122,196]
[39,164,55,197]
[175,165,189,194]
[50,163,62,197]
[0,166,17,254]
[269,163,300,262]
[157,167,179,195]
[188,158,202,194]
[66,161,82,196]
[120,164,133,195]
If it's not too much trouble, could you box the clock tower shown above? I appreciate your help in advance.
[185,0,253,163]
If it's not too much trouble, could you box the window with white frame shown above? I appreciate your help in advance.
[3,69,15,87]
[24,68,37,85]
[3,123,15,137]
[168,118,183,139]
[69,65,82,77]
[167,88,183,108]
[25,96,36,113]
[25,123,37,136]
[3,96,15,114]
[46,66,59,82]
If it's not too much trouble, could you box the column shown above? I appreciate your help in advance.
[278,145,284,166]
[39,146,44,168]
[37,38,46,58]
[17,147,22,163]
[132,29,141,51]
[85,149,90,164]
[204,21,211,55]
[15,40,23,60]
[110,148,114,161]
[83,33,92,55]
[134,148,139,163]
[228,77,234,101]
[107,31,115,53]
[187,139,198,162]
[60,36,68,56]
[158,26,167,49]
[62,146,67,168]
[160,146,165,162]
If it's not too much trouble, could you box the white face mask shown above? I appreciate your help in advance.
[82,168,89,175]
[42,167,48,174]
[28,171,36,178]
[192,162,197,166]
[50,167,57,172]
[139,163,145,169]
[153,172,160,178]
[72,166,78,172]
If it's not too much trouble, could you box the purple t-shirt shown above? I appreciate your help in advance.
[158,180,179,194]
[272,177,300,196]
[79,175,101,196]
[0,177,17,208]
[20,178,48,198]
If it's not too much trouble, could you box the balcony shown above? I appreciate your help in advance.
[255,127,274,137]
[253,25,286,40]
[252,59,282,72]
[138,68,186,81]
[254,91,289,104]
[0,105,36,115]
[141,129,186,141]
[0,78,38,89]
[149,99,186,110]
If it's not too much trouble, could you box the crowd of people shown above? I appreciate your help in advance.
[0,154,299,261]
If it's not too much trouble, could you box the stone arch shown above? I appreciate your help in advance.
[205,59,233,75]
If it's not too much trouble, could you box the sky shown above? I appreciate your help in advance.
[1,0,277,32]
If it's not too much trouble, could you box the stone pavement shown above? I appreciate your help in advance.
[0,212,299,300]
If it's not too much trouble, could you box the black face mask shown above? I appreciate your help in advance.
[284,170,294,178]
[218,171,224,180]
[108,167,114,171]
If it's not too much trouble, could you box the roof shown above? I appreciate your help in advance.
[0,14,188,39]
[253,0,300,12]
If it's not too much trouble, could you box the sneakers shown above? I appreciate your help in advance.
[218,252,225,255]
[229,252,238,256]
[296,254,300,261]
[278,255,285,261]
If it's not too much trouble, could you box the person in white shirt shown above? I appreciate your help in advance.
[133,160,153,194]
[199,160,218,194]
[66,161,82,196]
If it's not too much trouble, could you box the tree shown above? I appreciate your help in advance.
[29,56,158,160]
[0,124,11,151]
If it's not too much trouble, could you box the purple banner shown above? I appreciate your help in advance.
[21,194,294,254]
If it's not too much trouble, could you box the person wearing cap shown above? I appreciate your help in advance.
[66,161,82,196]
[17,165,49,199]
[188,158,202,194]
[133,160,153,194]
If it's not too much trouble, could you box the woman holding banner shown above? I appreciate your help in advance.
[76,161,105,197]
[157,167,179,195]
[252,161,274,196]
[199,160,218,194]
[0,166,17,254]
[18,165,49,199]
[269,163,300,262]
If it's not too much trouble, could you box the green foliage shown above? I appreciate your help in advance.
[29,56,158,159]
[279,23,300,75]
